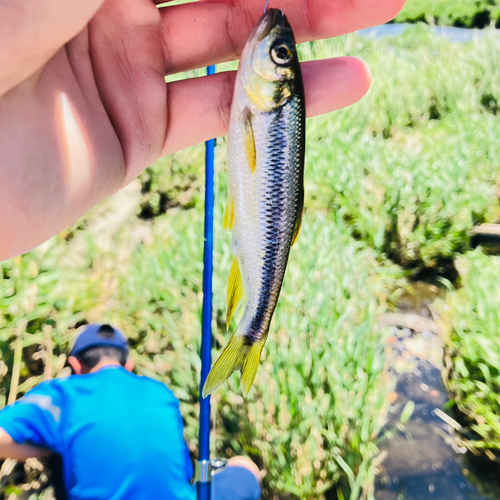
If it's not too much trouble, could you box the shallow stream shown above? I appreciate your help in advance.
[375,283,500,500]
[359,24,500,42]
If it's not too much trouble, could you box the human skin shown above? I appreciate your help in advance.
[0,0,405,261]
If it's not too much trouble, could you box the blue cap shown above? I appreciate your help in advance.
[70,324,129,357]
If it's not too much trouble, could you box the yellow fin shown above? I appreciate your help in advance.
[224,195,235,231]
[291,209,303,246]
[202,334,266,398]
[241,338,266,397]
[292,192,304,246]
[242,109,257,173]
[226,258,245,330]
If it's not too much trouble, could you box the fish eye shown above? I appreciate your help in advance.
[271,43,293,65]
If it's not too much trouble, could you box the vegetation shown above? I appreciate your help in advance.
[303,30,500,273]
[2,22,500,500]
[394,0,500,27]
[0,202,402,500]
[441,250,500,453]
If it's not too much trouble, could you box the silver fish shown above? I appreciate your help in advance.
[203,8,305,398]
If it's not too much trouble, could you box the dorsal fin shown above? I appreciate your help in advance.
[291,191,304,246]
[291,210,303,246]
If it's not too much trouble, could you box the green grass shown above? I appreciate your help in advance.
[0,203,402,500]
[441,250,500,452]
[395,0,500,27]
[299,28,500,272]
[2,24,500,499]
[137,208,402,499]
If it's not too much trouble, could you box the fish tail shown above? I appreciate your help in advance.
[202,332,266,399]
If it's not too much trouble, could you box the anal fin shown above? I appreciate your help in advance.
[226,257,245,329]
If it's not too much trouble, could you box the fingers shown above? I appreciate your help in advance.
[162,56,370,156]
[159,0,405,74]
[89,0,168,178]
[0,0,105,96]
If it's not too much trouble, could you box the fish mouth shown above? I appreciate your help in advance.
[252,8,289,42]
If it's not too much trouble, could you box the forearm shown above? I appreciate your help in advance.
[0,428,51,460]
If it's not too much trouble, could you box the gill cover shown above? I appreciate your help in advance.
[243,9,299,112]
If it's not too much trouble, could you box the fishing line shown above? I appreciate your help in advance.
[263,0,271,13]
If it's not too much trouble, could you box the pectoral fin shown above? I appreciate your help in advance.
[242,108,257,174]
[226,258,245,329]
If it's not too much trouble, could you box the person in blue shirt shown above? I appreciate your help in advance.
[0,324,261,500]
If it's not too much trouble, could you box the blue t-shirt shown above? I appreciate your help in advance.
[0,366,196,500]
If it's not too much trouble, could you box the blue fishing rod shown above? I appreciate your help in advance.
[196,64,216,500]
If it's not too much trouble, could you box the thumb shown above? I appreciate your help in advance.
[0,0,105,96]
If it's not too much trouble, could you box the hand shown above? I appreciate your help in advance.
[0,0,404,261]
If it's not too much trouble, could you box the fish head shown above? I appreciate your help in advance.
[241,9,300,113]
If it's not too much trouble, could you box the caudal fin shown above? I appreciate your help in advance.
[202,334,266,398]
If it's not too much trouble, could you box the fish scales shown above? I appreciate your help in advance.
[203,9,305,398]
[245,97,304,340]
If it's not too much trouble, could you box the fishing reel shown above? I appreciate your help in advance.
[195,457,228,482]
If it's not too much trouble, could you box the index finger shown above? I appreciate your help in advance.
[159,0,405,74]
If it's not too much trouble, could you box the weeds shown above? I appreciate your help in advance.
[442,250,500,453]
[395,0,500,27]
[1,24,500,500]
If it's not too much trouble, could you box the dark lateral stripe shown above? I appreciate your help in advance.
[247,94,305,342]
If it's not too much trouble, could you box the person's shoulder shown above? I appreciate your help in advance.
[43,368,179,404]
[24,376,71,396]
[13,376,72,411]
[126,371,178,402]
[131,371,174,393]
[30,370,114,397]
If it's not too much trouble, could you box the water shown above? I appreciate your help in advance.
[375,283,500,500]
[359,24,499,42]
[376,348,496,500]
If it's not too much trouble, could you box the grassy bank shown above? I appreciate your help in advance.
[0,201,402,499]
[287,30,499,274]
[2,25,500,499]
[441,250,500,454]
